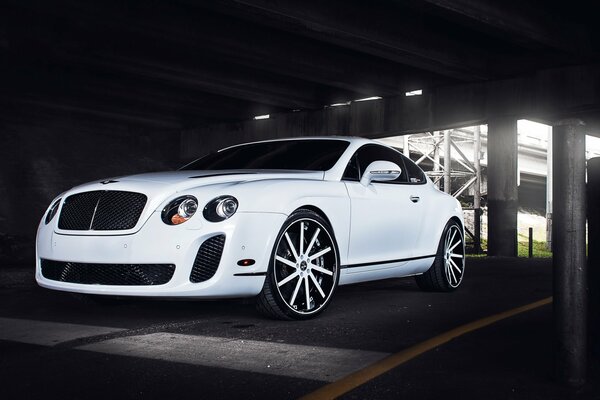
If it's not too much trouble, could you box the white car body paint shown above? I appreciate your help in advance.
[36,137,463,298]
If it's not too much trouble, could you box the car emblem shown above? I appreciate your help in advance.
[100,180,118,184]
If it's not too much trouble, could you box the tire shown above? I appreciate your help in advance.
[256,209,340,320]
[415,220,465,292]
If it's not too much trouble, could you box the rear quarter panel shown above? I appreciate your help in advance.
[414,184,464,257]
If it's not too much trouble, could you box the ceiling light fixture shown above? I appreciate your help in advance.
[405,89,423,96]
[354,96,382,102]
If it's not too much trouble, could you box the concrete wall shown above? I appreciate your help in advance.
[0,115,181,262]
[180,106,352,160]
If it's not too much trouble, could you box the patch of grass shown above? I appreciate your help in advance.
[466,237,553,258]
[466,253,487,259]
[466,238,488,257]
[517,236,552,258]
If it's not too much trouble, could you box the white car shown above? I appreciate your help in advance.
[36,137,465,320]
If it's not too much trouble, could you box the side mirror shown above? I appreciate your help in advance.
[360,161,402,186]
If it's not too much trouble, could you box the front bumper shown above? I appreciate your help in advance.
[36,211,286,298]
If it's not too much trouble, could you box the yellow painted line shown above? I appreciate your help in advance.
[300,296,553,400]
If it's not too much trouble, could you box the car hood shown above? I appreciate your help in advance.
[121,170,323,184]
[55,170,325,235]
[68,169,325,195]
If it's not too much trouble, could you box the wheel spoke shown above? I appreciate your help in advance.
[449,258,462,274]
[276,255,297,268]
[310,246,331,259]
[449,240,461,252]
[285,232,299,261]
[304,276,311,310]
[278,271,300,287]
[450,253,464,259]
[308,272,326,298]
[289,275,303,305]
[448,230,457,251]
[311,264,333,276]
[299,222,305,255]
[306,228,321,256]
[447,260,457,284]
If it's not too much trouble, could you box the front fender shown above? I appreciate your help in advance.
[229,180,351,266]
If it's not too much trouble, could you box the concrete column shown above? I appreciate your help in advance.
[546,125,553,250]
[552,119,587,386]
[487,116,518,257]
[473,125,482,253]
[443,130,451,194]
[403,135,410,157]
[588,157,600,359]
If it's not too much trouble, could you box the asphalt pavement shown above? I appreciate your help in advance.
[0,258,598,399]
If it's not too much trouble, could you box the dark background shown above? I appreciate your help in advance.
[2,0,599,259]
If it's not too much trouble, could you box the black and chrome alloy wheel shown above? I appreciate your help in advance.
[443,224,465,288]
[415,219,465,292]
[257,209,339,320]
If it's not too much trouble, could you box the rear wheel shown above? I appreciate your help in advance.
[256,209,340,320]
[415,220,465,291]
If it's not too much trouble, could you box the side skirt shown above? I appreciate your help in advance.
[339,255,435,286]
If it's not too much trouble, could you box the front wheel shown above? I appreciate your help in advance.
[256,209,340,320]
[415,220,465,291]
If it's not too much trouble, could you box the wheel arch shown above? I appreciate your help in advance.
[290,205,344,264]
[449,216,464,231]
[438,216,465,246]
[292,205,332,228]
[423,207,465,257]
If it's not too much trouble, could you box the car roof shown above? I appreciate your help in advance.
[218,136,376,152]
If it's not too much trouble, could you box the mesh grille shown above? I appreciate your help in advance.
[40,259,175,286]
[190,235,226,283]
[58,191,147,231]
[91,191,147,230]
[57,191,102,230]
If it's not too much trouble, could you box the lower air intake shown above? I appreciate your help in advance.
[40,259,175,286]
[190,235,226,283]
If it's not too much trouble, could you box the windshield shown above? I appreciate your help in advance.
[180,139,350,171]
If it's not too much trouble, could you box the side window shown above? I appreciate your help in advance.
[342,144,408,184]
[400,154,427,184]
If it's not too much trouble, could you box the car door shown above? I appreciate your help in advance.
[398,151,433,257]
[343,144,426,267]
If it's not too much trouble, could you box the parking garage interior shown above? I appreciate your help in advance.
[1,1,600,398]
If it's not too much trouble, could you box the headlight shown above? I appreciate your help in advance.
[161,196,198,225]
[44,198,62,225]
[203,196,238,222]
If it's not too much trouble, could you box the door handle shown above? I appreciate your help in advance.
[410,195,420,203]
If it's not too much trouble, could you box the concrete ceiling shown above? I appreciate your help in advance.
[1,0,599,129]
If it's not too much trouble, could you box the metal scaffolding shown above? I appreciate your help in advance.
[405,128,484,253]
